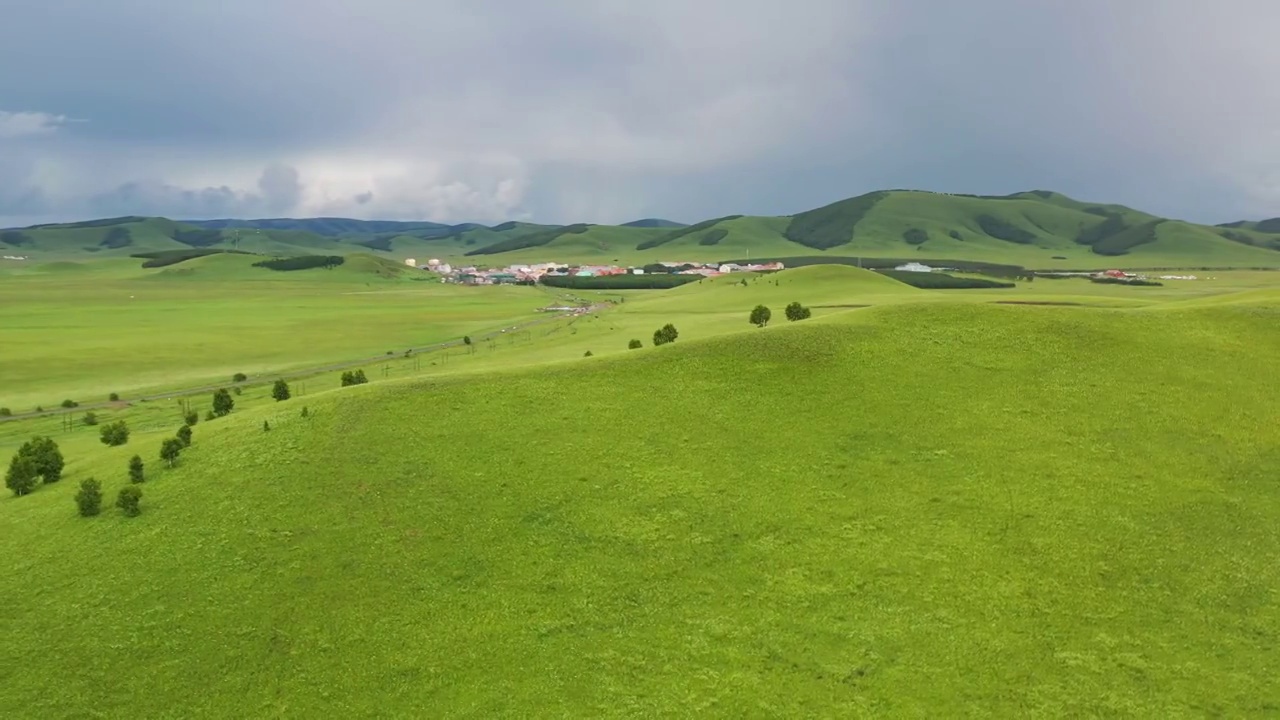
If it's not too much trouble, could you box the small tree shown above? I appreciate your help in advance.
[301,406,310,418]
[584,350,593,357]
[212,389,234,417]
[128,455,145,483]
[750,305,772,328]
[463,335,472,346]
[100,420,130,447]
[628,339,643,349]
[82,411,99,426]
[75,478,103,517]
[653,324,679,346]
[108,392,120,402]
[61,399,78,409]
[233,387,242,396]
[0,408,10,417]
[232,373,248,382]
[116,486,142,517]
[5,455,37,497]
[176,425,193,448]
[160,438,183,468]
[785,301,812,321]
[26,436,64,484]
[272,379,291,402]
[263,420,271,432]
[184,411,198,427]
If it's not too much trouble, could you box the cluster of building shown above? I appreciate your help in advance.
[404,258,786,285]
[2,255,29,261]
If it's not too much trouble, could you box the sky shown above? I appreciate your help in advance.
[1,0,1277,227]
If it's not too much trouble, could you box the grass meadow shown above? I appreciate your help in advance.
[1,258,1278,716]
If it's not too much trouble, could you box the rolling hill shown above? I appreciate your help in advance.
[5,190,1280,269]
[2,292,1277,715]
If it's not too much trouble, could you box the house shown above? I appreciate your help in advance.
[404,258,417,267]
[895,262,934,273]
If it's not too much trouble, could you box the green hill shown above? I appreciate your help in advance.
[7,190,1280,269]
[2,296,1277,715]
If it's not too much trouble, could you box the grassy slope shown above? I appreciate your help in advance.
[1,295,1277,716]
[0,254,555,410]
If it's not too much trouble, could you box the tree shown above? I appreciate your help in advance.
[750,305,772,328]
[341,370,369,387]
[100,420,130,447]
[184,411,198,426]
[785,301,812,322]
[301,406,310,418]
[0,408,10,417]
[5,455,37,496]
[584,350,593,357]
[653,324,679,346]
[82,411,99,426]
[116,486,142,517]
[160,438,183,468]
[25,436,64,484]
[75,478,103,517]
[272,379,291,402]
[628,339,643,349]
[463,335,472,346]
[232,372,248,382]
[176,425,193,448]
[128,455,145,483]
[108,392,120,402]
[212,389,234,417]
[61,399,78,409]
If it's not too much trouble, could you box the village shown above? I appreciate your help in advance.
[405,258,787,284]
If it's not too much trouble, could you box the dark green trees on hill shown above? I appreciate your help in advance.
[160,438,183,468]
[341,370,369,387]
[750,305,772,328]
[100,420,130,446]
[212,389,234,417]
[129,455,145,483]
[272,379,291,402]
[653,324,679,346]
[5,436,64,496]
[785,302,812,321]
[75,478,103,517]
[116,486,142,517]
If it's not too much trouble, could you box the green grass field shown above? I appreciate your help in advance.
[0,254,560,411]
[2,255,1279,716]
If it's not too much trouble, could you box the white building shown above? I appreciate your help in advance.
[895,262,934,273]
[404,258,417,267]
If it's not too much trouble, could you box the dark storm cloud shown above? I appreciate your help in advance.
[0,0,1277,225]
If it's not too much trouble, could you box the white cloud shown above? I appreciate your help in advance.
[0,111,73,139]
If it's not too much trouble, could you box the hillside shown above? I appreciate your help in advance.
[6,190,1280,268]
[2,297,1277,715]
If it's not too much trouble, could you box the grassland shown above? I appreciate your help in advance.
[1,264,1278,715]
[0,253,562,412]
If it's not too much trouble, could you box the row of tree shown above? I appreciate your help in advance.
[750,302,812,328]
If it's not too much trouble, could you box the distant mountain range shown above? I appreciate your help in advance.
[3,190,1279,270]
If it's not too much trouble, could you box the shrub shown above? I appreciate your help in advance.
[0,408,10,417]
[6,436,64,495]
[205,410,216,422]
[176,425,193,448]
[341,370,370,387]
[35,406,43,413]
[301,406,310,418]
[5,455,38,497]
[233,387,242,396]
[785,301,812,321]
[129,455,145,484]
[160,438,183,467]
[184,411,198,427]
[100,420,130,447]
[584,350,593,357]
[902,228,929,245]
[628,339,643,350]
[108,392,120,402]
[263,420,271,432]
[652,324,679,346]
[463,336,472,346]
[212,389,234,417]
[116,486,142,517]
[750,305,772,328]
[82,412,99,426]
[61,399,79,409]
[75,478,103,517]
[272,379,291,402]
[233,373,248,382]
